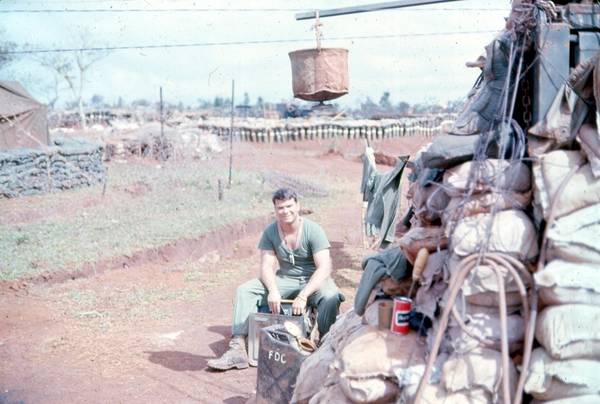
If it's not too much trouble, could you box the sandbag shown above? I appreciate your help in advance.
[409,181,450,225]
[546,203,600,265]
[339,377,399,404]
[401,383,491,404]
[536,304,600,360]
[535,259,600,307]
[449,313,526,353]
[398,226,448,265]
[415,250,449,319]
[443,159,531,198]
[308,383,354,404]
[291,343,337,404]
[448,210,538,262]
[441,347,518,402]
[577,123,600,179]
[420,128,513,170]
[532,150,600,220]
[338,326,426,404]
[443,190,531,222]
[524,347,600,401]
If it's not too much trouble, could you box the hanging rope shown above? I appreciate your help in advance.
[312,10,323,51]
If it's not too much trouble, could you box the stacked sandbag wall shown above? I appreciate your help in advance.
[0,137,107,198]
[519,58,600,402]
[199,115,456,143]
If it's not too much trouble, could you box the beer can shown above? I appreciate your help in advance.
[391,297,412,334]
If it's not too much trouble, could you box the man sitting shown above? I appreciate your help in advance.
[207,188,344,371]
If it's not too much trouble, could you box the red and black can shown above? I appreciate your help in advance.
[391,297,412,334]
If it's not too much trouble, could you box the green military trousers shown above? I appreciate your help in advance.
[231,275,344,337]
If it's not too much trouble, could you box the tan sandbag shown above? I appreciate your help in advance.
[441,347,518,402]
[536,304,600,360]
[546,203,600,265]
[401,383,492,404]
[398,226,448,265]
[524,347,600,401]
[308,383,354,404]
[339,326,426,379]
[533,150,600,220]
[322,310,364,352]
[448,210,539,262]
[291,344,337,404]
[338,326,426,404]
[443,159,531,198]
[535,259,600,307]
[443,190,532,222]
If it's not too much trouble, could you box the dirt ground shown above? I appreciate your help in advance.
[0,136,430,404]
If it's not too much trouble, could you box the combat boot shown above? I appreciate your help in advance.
[207,335,248,370]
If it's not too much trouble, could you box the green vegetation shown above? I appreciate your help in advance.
[0,161,336,280]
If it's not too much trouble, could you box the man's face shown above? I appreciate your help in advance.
[274,198,300,225]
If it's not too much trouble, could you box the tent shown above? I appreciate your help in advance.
[0,80,50,150]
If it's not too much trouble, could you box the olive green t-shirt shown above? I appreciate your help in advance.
[257,218,330,277]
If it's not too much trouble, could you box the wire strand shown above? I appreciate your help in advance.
[7,30,500,54]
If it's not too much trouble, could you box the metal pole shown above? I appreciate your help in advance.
[160,86,164,138]
[295,0,462,20]
[229,79,235,186]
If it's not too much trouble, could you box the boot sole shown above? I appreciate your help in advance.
[207,362,249,371]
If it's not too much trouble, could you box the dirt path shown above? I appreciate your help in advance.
[0,136,430,403]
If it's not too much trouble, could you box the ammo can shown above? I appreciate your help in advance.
[256,325,311,404]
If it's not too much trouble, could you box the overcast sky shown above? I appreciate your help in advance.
[1,0,512,110]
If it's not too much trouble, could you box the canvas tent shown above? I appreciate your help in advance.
[0,80,50,150]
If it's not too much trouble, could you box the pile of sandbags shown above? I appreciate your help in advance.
[290,304,428,404]
[522,54,600,402]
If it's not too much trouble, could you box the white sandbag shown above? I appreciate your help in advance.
[339,376,399,404]
[535,259,600,307]
[443,159,531,198]
[441,347,518,402]
[530,395,600,404]
[524,347,600,401]
[533,150,600,220]
[459,260,531,297]
[546,203,600,265]
[338,326,426,404]
[443,190,532,222]
[449,313,526,352]
[536,304,600,360]
[400,383,491,404]
[448,210,539,262]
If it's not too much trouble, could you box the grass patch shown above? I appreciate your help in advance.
[0,159,339,280]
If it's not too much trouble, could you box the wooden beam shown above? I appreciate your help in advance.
[295,0,463,20]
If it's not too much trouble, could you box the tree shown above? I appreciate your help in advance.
[0,28,17,71]
[379,92,392,113]
[91,94,104,109]
[396,101,410,115]
[243,92,250,106]
[27,29,111,130]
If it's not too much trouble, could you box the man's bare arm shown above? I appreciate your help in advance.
[292,248,331,314]
[260,249,281,314]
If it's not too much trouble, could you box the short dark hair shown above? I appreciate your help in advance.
[272,188,298,204]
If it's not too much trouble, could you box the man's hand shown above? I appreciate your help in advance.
[268,289,282,314]
[292,295,307,315]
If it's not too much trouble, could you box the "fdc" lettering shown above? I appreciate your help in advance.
[268,350,287,363]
